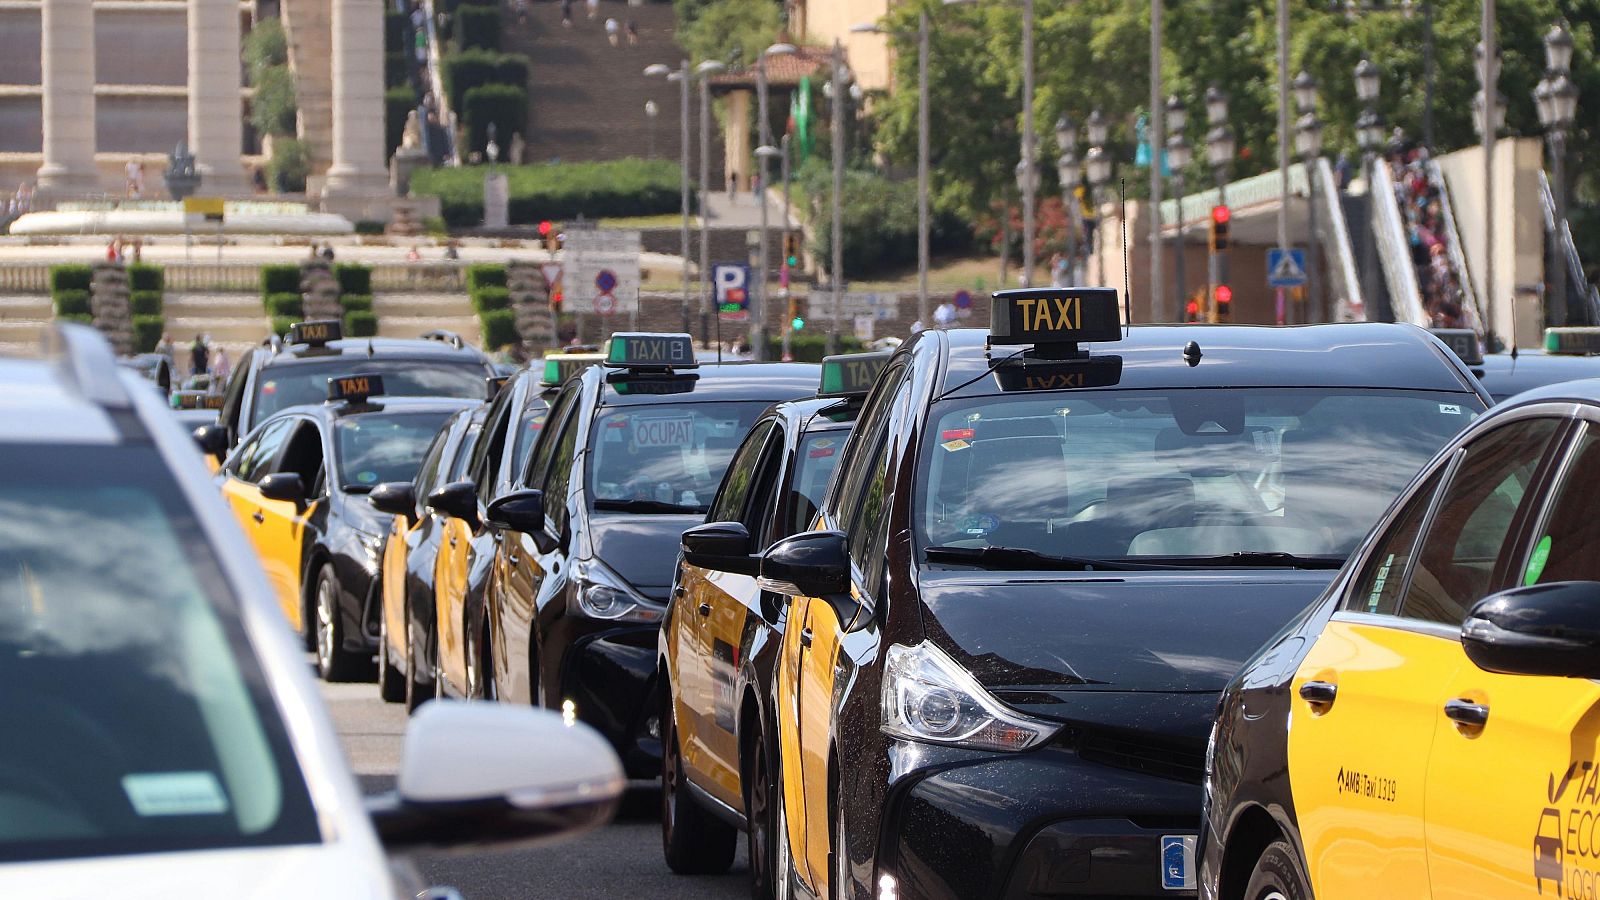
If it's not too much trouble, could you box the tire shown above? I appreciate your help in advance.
[405,620,435,714]
[746,726,787,900]
[468,621,496,701]
[1243,840,1313,900]
[831,774,851,900]
[314,564,367,682]
[661,684,737,874]
[377,604,405,703]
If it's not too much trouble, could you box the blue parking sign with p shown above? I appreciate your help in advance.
[713,264,750,319]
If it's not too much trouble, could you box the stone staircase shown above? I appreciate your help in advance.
[372,293,483,344]
[0,295,53,357]
[511,0,692,165]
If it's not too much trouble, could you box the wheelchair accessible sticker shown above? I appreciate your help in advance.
[1160,834,1196,890]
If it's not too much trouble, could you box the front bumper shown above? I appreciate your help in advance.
[882,743,1201,899]
[557,622,662,779]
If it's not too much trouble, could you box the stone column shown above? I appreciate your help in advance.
[35,0,99,199]
[188,0,247,195]
[322,0,388,202]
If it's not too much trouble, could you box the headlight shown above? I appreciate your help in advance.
[568,558,663,623]
[881,641,1058,752]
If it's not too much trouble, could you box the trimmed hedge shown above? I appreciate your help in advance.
[766,334,863,363]
[251,66,298,137]
[49,265,92,293]
[130,290,163,316]
[441,49,526,112]
[54,289,91,317]
[339,294,374,313]
[345,310,380,337]
[471,286,510,312]
[261,264,301,296]
[385,9,406,54]
[333,263,373,295]
[58,312,93,325]
[386,86,415,160]
[268,138,311,193]
[354,220,387,235]
[127,263,163,292]
[456,5,499,50]
[132,315,165,354]
[466,264,506,292]
[480,308,516,350]
[271,316,296,338]
[413,159,681,227]
[265,293,304,318]
[385,53,411,92]
[461,84,527,157]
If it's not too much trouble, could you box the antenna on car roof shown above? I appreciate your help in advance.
[1120,178,1132,334]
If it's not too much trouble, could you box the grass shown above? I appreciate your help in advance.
[633,251,1014,294]
[599,213,700,229]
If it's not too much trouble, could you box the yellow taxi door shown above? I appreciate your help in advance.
[797,593,843,894]
[435,515,472,690]
[1423,425,1600,898]
[775,592,812,891]
[219,418,302,625]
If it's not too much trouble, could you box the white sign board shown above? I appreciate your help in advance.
[564,229,641,315]
[806,291,900,322]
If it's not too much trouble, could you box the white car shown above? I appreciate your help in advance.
[0,324,623,897]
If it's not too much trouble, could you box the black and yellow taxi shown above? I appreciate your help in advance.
[194,321,495,462]
[755,289,1493,900]
[474,333,817,777]
[658,351,889,887]
[216,373,479,681]
[1201,375,1600,900]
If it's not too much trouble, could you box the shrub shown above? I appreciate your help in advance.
[250,66,298,137]
[479,308,516,350]
[456,5,500,50]
[496,55,529,88]
[267,138,311,192]
[771,333,863,362]
[127,263,163,292]
[441,48,504,111]
[339,294,374,313]
[801,166,921,274]
[54,289,91,317]
[412,159,681,227]
[243,19,288,82]
[385,9,407,55]
[333,263,373,295]
[465,264,506,292]
[423,215,449,236]
[58,312,93,325]
[49,264,93,293]
[130,290,163,316]
[471,286,510,312]
[261,264,301,296]
[354,220,387,236]
[385,52,411,91]
[462,84,527,157]
[386,86,415,160]
[265,292,304,318]
[132,315,165,354]
[271,315,297,338]
[345,310,380,337]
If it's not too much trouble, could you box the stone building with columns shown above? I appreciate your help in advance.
[0,0,389,216]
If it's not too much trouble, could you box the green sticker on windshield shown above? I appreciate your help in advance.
[1524,535,1552,586]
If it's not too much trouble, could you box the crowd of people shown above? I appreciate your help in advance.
[1387,141,1467,329]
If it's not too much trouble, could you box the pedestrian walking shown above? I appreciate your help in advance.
[625,19,638,45]
[727,170,737,200]
[124,159,140,198]
[561,0,573,26]
[414,27,428,64]
[157,332,176,364]
[605,17,619,46]
[211,344,231,385]
[585,0,597,20]
[516,0,528,24]
[321,244,336,262]
[189,335,210,377]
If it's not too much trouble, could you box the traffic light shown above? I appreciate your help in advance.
[1210,205,1231,251]
[783,233,800,268]
[1185,297,1202,323]
[788,294,804,330]
[1214,284,1233,323]
[538,220,555,251]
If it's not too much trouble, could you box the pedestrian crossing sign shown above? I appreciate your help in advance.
[1268,249,1307,288]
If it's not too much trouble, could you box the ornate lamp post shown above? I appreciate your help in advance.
[1354,58,1383,319]
[1165,96,1189,318]
[1056,115,1080,285]
[645,60,694,334]
[1203,90,1234,308]
[1536,21,1578,325]
[1084,140,1111,283]
[1295,70,1324,323]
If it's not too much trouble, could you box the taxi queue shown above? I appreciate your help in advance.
[182,300,1600,900]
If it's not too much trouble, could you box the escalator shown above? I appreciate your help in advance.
[1540,170,1600,325]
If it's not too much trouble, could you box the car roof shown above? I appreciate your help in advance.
[595,361,820,404]
[253,337,490,369]
[1484,375,1600,409]
[772,395,862,434]
[938,322,1485,398]
[1473,351,1600,401]
[0,356,122,443]
[269,396,483,424]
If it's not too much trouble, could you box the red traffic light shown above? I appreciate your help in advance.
[1215,284,1233,305]
[538,220,553,236]
[1211,205,1231,225]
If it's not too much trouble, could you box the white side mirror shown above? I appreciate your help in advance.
[368,702,624,853]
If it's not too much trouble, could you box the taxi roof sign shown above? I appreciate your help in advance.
[1545,327,1600,356]
[604,333,697,370]
[290,320,343,347]
[818,350,891,399]
[328,374,384,403]
[542,352,605,386]
[1429,328,1483,366]
[989,288,1122,359]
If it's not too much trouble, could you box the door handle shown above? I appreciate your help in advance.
[1298,680,1338,706]
[507,546,520,565]
[800,627,813,648]
[1444,698,1490,728]
[251,510,265,524]
[673,586,686,599]
[697,602,712,616]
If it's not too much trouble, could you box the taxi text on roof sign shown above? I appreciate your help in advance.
[290,320,343,347]
[604,333,697,369]
[1429,328,1484,366]
[989,288,1122,356]
[328,374,384,402]
[542,353,604,386]
[818,350,891,399]
[1546,327,1600,356]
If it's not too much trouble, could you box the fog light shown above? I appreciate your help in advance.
[878,873,898,900]
[562,698,576,727]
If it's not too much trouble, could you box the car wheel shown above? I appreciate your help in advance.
[468,621,496,701]
[314,564,366,682]
[773,770,794,900]
[405,620,435,714]
[377,604,405,703]
[1244,840,1312,900]
[831,777,851,900]
[746,727,789,900]
[661,685,736,874]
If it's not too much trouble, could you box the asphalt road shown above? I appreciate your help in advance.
[319,681,749,900]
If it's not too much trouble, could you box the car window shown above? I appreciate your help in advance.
[1398,418,1560,625]
[1347,468,1446,616]
[334,411,457,491]
[1519,428,1600,586]
[276,420,326,495]
[218,352,251,438]
[510,400,553,481]
[708,420,776,523]
[233,419,293,484]
[541,402,584,536]
[588,401,770,514]
[524,386,578,490]
[471,387,517,504]
[847,418,894,597]
[447,423,483,482]
[745,426,787,547]
[251,359,486,427]
[411,424,454,514]
[830,361,907,528]
[789,430,847,537]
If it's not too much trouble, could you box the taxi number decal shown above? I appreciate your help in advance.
[633,416,694,448]
[1537,760,1600,898]
[122,771,229,817]
[1014,296,1081,332]
[1335,766,1396,802]
[942,439,971,452]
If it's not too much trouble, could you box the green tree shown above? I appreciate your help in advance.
[677,0,781,66]
[251,66,298,137]
[243,18,289,84]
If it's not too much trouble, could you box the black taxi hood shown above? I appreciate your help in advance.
[586,512,703,599]
[918,568,1334,697]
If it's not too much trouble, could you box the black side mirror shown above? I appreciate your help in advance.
[259,472,306,504]
[370,481,417,520]
[682,521,759,576]
[485,489,546,534]
[758,530,864,629]
[1462,581,1600,679]
[193,423,230,460]
[427,480,480,530]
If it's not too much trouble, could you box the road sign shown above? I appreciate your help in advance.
[564,230,640,314]
[1267,248,1307,289]
[540,263,562,287]
[595,269,618,294]
[805,291,900,322]
[953,289,972,310]
[182,196,225,222]
[596,293,617,315]
[714,264,750,320]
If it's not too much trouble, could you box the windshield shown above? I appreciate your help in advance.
[589,401,770,513]
[252,359,487,426]
[918,389,1481,565]
[0,445,318,862]
[335,410,456,490]
[791,430,849,535]
[510,401,552,480]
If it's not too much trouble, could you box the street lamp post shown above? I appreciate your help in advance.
[1203,87,1233,316]
[1165,96,1189,319]
[697,60,726,346]
[1084,138,1110,285]
[1477,28,1500,347]
[644,100,659,159]
[1295,70,1324,323]
[752,43,797,361]
[644,60,694,333]
[1055,115,1079,285]
[1354,58,1382,322]
[779,134,794,360]
[1536,21,1578,327]
[826,39,848,354]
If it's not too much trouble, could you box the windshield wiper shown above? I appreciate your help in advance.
[593,498,707,514]
[1159,551,1345,570]
[924,545,1157,572]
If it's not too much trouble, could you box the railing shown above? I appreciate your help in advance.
[1159,163,1311,224]
[1539,169,1600,325]
[1428,160,1485,336]
[421,0,459,166]
[1313,157,1365,321]
[1371,159,1429,327]
[0,262,472,294]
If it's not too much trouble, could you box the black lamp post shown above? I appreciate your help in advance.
[1295,71,1324,323]
[1536,20,1578,325]
[1165,96,1190,317]
[1056,115,1080,285]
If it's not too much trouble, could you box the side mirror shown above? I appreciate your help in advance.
[427,480,480,530]
[367,702,623,853]
[682,521,758,576]
[370,481,417,520]
[1462,581,1600,679]
[258,472,306,504]
[193,423,230,461]
[758,530,863,629]
[485,489,546,534]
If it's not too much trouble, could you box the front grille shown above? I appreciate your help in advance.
[1077,732,1205,785]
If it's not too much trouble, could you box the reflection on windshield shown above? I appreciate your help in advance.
[335,411,455,489]
[589,402,769,513]
[252,359,487,425]
[919,389,1480,563]
[0,446,316,861]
